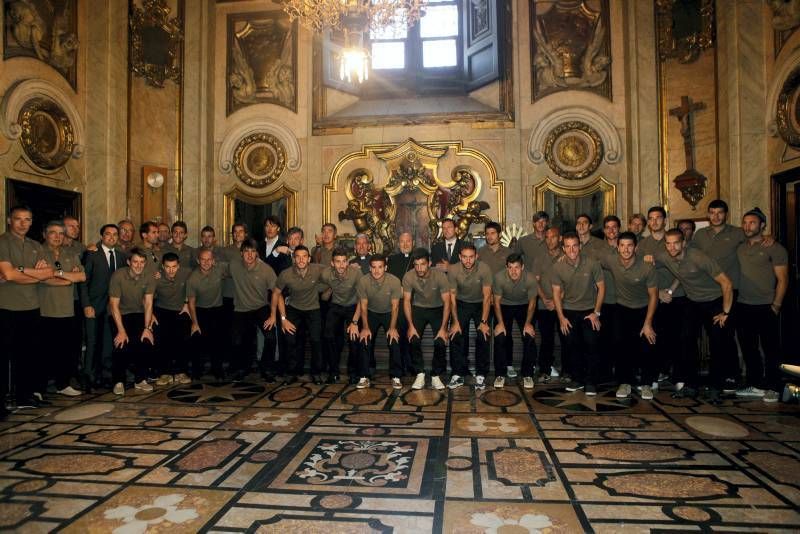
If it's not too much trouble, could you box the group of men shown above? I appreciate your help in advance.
[0,198,789,417]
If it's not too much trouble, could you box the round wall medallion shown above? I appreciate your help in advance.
[776,66,800,147]
[543,121,603,180]
[17,97,75,171]
[232,132,287,188]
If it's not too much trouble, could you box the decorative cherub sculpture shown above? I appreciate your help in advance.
[454,200,491,239]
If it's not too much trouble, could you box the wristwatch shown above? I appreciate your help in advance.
[351,320,359,325]
[593,310,602,317]
[57,269,64,277]
[666,289,673,295]
[480,319,488,324]
[17,265,24,272]
[281,315,287,321]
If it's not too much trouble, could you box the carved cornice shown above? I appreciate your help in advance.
[218,117,301,175]
[528,106,620,165]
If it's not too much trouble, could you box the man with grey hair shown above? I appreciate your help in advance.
[350,233,371,274]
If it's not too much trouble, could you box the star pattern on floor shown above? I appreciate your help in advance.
[532,387,637,412]
[166,381,265,403]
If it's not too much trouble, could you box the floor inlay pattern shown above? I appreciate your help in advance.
[0,379,798,531]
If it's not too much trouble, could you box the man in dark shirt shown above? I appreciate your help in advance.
[350,234,371,274]
[387,232,415,375]
[431,218,465,272]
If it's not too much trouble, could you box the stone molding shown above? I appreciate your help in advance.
[218,117,301,174]
[767,47,800,137]
[527,106,621,165]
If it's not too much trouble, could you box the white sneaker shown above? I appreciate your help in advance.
[412,373,426,390]
[675,381,685,392]
[33,392,44,402]
[134,380,153,392]
[392,377,402,389]
[494,376,505,388]
[431,376,446,390]
[639,385,654,400]
[506,366,518,378]
[156,374,173,386]
[448,375,464,389]
[763,390,779,403]
[357,377,370,389]
[523,376,534,389]
[113,382,125,396]
[550,366,560,378]
[735,386,765,398]
[174,373,191,385]
[616,384,631,398]
[57,386,83,397]
[475,375,486,390]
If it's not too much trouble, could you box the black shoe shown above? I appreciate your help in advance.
[565,381,584,392]
[16,396,40,409]
[585,384,597,396]
[261,373,276,383]
[348,375,359,385]
[326,374,339,384]
[32,393,52,406]
[0,405,10,420]
[312,375,324,385]
[283,376,297,385]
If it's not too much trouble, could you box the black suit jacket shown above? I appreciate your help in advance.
[387,252,413,280]
[80,247,126,314]
[260,239,292,274]
[430,239,466,265]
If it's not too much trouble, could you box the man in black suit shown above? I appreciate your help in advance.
[80,224,127,389]
[259,216,290,273]
[349,234,371,274]
[431,218,466,272]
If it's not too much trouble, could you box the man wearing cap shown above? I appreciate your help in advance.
[734,208,788,403]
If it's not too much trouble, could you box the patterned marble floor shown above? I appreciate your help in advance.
[1,374,799,533]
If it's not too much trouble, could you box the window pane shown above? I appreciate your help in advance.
[372,41,405,69]
[420,5,458,38]
[422,39,457,67]
[370,18,407,40]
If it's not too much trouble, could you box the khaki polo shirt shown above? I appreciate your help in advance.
[532,250,563,302]
[220,244,242,299]
[63,240,86,258]
[656,247,722,303]
[515,233,545,272]
[448,261,493,303]
[737,240,789,305]
[0,232,43,311]
[163,243,196,269]
[552,255,603,311]
[357,273,403,314]
[277,263,325,311]
[38,248,83,318]
[600,254,657,309]
[140,246,163,277]
[193,245,223,264]
[477,244,512,274]
[229,258,277,312]
[187,264,229,308]
[312,245,335,267]
[493,270,538,306]
[583,241,617,305]
[402,269,450,308]
[693,224,745,288]
[638,235,685,296]
[155,268,190,311]
[321,264,361,306]
[109,268,156,315]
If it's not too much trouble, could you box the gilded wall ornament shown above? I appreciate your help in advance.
[543,121,603,180]
[129,0,183,88]
[232,133,287,188]
[530,0,611,101]
[17,96,74,171]
[3,0,78,89]
[656,0,714,64]
[227,12,297,115]
[776,65,800,147]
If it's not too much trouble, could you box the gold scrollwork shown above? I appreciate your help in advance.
[129,0,183,88]
[18,97,75,171]
[232,133,288,188]
[656,0,714,64]
[543,121,603,180]
[776,65,800,148]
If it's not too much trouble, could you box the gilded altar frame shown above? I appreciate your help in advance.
[533,176,616,222]
[223,184,298,245]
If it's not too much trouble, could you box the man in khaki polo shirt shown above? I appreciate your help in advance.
[220,222,248,358]
[153,252,192,386]
[0,205,53,411]
[229,238,278,381]
[552,231,605,396]
[139,221,163,277]
[449,243,493,389]
[515,210,549,272]
[269,245,325,384]
[312,222,338,266]
[320,248,362,384]
[187,248,229,379]
[117,219,136,255]
[734,208,789,402]
[38,220,86,397]
[404,248,451,390]
[532,227,567,382]
[493,253,539,389]
[108,247,157,395]
[357,254,403,389]
[598,232,658,400]
[163,221,196,269]
[478,222,511,275]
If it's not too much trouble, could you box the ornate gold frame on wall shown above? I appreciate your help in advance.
[532,176,616,216]
[129,0,184,88]
[776,65,800,148]
[655,0,714,64]
[222,184,298,245]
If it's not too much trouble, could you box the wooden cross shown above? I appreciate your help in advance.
[669,95,706,172]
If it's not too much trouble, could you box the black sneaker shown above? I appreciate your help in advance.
[261,373,276,383]
[348,375,359,385]
[327,374,339,384]
[283,376,297,385]
[565,381,584,392]
[585,384,597,396]
[16,396,40,409]
[312,375,324,385]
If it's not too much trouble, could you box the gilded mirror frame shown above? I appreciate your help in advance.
[223,183,298,245]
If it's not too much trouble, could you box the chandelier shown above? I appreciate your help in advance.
[281,0,427,83]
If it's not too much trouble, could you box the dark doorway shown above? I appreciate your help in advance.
[5,178,82,242]
[771,168,800,363]
[233,197,287,245]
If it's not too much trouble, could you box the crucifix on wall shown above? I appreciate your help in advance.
[669,95,708,209]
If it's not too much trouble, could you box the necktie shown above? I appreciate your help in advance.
[447,242,453,259]
[109,250,116,272]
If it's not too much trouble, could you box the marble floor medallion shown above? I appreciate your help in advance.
[166,381,265,404]
[450,413,536,437]
[596,471,737,500]
[532,388,638,412]
[486,447,555,486]
[442,501,583,533]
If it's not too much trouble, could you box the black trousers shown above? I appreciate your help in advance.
[736,303,782,391]
[285,306,323,375]
[397,298,412,374]
[222,296,235,354]
[362,310,402,377]
[654,296,690,378]
[599,303,618,380]
[563,308,601,386]
[409,306,448,376]
[84,309,113,384]
[614,305,657,385]
[685,297,734,388]
[493,303,537,377]
[0,308,39,401]
[324,302,359,375]
[232,306,276,375]
[319,300,332,372]
[535,307,565,376]
[40,316,79,390]
[154,307,191,374]
[192,306,224,377]
[111,312,153,384]
[450,300,490,376]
